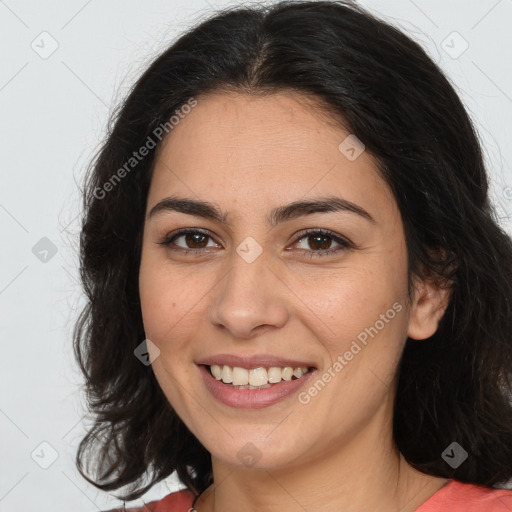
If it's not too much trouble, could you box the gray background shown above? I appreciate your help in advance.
[1,0,511,510]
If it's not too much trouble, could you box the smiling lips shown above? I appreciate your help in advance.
[199,362,317,408]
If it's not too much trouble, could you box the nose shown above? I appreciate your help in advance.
[207,246,289,339]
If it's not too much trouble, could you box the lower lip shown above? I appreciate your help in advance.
[198,364,317,409]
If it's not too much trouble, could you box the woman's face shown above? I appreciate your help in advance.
[138,91,445,471]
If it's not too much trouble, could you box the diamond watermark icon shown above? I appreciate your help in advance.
[31,441,59,469]
[134,338,161,366]
[338,134,365,161]
[32,237,58,263]
[441,32,469,59]
[31,31,59,59]
[237,442,262,468]
[236,236,263,264]
[441,441,468,468]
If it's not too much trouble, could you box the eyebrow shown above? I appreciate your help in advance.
[148,195,376,226]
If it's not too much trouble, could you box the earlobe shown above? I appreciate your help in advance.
[407,276,452,341]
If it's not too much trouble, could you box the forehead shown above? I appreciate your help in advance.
[160,90,351,158]
[148,91,398,225]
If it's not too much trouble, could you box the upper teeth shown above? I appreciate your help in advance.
[209,365,310,386]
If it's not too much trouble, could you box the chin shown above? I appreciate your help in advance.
[199,428,311,471]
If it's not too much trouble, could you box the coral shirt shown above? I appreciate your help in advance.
[108,479,512,511]
[415,479,512,511]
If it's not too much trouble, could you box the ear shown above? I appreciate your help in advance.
[407,275,452,341]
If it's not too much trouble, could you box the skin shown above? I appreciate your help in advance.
[138,91,451,512]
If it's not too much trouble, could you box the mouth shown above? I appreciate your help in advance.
[202,364,316,390]
[197,363,318,409]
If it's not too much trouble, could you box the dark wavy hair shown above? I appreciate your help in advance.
[73,0,512,502]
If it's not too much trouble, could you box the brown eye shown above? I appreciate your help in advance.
[292,229,351,259]
[158,229,219,252]
[180,232,209,249]
[300,233,334,251]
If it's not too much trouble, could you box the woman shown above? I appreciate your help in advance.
[73,1,512,511]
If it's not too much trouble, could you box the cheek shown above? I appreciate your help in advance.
[299,267,403,338]
[291,257,409,387]
[138,251,216,363]
[139,244,188,332]
[139,247,179,347]
[138,258,198,408]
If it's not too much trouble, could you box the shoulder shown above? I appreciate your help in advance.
[416,479,512,511]
[101,489,196,512]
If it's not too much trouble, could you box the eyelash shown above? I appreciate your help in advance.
[157,228,352,259]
